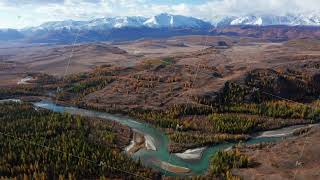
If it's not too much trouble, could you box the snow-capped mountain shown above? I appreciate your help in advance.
[24,17,147,32]
[143,13,212,28]
[25,13,212,32]
[1,13,319,44]
[215,13,320,26]
[22,13,320,33]
[89,16,147,29]
[28,20,85,31]
[230,16,263,26]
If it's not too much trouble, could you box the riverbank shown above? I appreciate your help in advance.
[0,99,21,103]
[173,123,318,161]
[175,147,207,160]
[17,76,35,85]
[233,126,320,180]
[151,159,192,174]
[125,131,157,155]
[126,131,146,154]
[256,124,319,138]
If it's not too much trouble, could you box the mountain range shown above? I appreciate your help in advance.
[1,13,320,43]
[23,13,320,32]
[216,13,320,26]
[25,13,212,32]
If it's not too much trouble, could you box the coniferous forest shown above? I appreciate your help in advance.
[0,102,158,179]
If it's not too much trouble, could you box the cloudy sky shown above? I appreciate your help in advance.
[0,0,319,28]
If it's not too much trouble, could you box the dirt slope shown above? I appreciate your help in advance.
[234,127,320,180]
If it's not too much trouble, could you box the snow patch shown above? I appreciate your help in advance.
[170,16,174,26]
[144,17,158,27]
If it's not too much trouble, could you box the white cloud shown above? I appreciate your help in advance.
[210,0,320,15]
[0,0,319,28]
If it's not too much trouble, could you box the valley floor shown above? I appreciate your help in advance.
[1,36,320,179]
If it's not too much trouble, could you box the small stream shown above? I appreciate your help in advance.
[26,100,309,176]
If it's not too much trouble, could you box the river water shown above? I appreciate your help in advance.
[32,100,295,176]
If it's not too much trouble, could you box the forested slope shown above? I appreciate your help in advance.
[0,102,158,179]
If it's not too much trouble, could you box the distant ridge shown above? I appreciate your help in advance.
[0,13,319,43]
[24,13,212,32]
[214,13,320,27]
